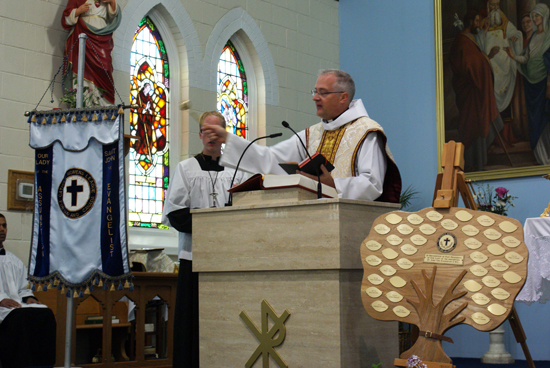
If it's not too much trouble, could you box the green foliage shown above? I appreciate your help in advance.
[60,78,105,108]
[400,184,419,210]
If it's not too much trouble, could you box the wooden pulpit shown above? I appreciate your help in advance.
[192,193,400,367]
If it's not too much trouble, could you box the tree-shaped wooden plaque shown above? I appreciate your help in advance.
[361,207,528,363]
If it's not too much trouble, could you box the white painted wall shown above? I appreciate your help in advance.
[0,0,339,261]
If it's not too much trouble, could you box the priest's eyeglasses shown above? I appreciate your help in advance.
[311,89,345,97]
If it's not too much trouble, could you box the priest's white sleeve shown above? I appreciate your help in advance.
[220,132,308,175]
[333,133,387,201]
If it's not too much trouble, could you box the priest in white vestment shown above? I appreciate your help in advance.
[475,0,523,112]
[0,214,56,368]
[202,69,402,203]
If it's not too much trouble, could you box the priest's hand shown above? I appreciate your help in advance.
[201,124,228,144]
[297,164,335,188]
[0,298,21,309]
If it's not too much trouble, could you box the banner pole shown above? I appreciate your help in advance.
[62,33,87,368]
[76,33,87,109]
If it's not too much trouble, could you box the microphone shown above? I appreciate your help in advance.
[226,132,283,206]
[281,121,322,199]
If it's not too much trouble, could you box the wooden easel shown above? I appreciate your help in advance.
[432,141,477,210]
[429,141,535,368]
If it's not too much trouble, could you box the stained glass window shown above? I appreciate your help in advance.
[128,17,170,229]
[217,41,248,138]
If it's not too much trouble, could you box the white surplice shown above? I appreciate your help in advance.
[161,157,247,260]
[0,251,47,324]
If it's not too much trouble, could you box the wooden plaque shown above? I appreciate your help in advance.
[361,207,527,362]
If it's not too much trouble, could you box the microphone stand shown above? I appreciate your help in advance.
[226,132,283,206]
[281,121,322,199]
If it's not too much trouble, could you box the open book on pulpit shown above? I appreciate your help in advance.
[229,174,338,206]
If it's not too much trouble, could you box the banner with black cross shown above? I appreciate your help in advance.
[27,106,132,296]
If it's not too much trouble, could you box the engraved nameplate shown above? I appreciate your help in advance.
[424,253,464,266]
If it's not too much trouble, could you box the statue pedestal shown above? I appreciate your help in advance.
[193,197,400,367]
[481,325,514,364]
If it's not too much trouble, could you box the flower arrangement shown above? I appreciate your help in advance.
[473,183,517,216]
[60,77,105,108]
[406,355,427,368]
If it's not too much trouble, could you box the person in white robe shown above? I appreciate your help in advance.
[161,112,247,368]
[0,214,56,368]
[475,0,523,112]
[202,69,402,203]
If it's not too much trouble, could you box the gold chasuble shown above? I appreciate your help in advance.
[306,117,385,178]
[306,117,401,203]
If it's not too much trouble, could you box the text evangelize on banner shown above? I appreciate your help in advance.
[27,106,132,295]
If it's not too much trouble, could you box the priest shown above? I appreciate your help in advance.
[0,214,56,368]
[202,69,401,203]
[161,111,247,368]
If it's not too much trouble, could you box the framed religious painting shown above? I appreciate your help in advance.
[435,0,550,180]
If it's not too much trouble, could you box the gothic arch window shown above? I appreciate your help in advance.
[217,40,248,138]
[128,16,170,228]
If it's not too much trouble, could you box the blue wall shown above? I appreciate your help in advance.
[339,0,550,361]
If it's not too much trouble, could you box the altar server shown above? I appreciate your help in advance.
[161,111,247,367]
[0,213,56,368]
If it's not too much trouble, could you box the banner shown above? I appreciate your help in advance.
[28,107,131,295]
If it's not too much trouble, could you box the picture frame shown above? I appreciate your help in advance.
[435,0,550,180]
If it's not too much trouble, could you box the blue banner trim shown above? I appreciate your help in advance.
[33,147,53,277]
[100,141,124,275]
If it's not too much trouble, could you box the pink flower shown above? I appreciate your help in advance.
[495,187,508,199]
